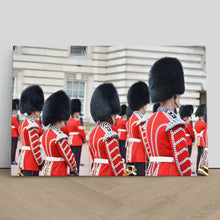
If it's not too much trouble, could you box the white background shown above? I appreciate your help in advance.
[0,0,219,168]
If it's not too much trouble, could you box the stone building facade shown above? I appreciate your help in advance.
[12,45,206,125]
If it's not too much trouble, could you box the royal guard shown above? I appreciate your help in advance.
[88,83,125,176]
[18,85,45,176]
[198,106,208,176]
[41,90,77,176]
[126,81,150,176]
[179,105,195,157]
[11,99,20,165]
[116,104,128,159]
[194,104,207,173]
[147,57,192,176]
[66,99,86,175]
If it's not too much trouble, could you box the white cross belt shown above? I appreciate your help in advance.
[22,146,30,151]
[149,156,174,163]
[94,158,109,164]
[46,157,65,162]
[128,138,141,143]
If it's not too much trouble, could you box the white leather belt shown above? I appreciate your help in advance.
[46,157,65,162]
[118,129,127,132]
[186,134,190,137]
[94,158,109,164]
[12,126,16,128]
[128,138,141,143]
[69,132,79,135]
[22,146,30,151]
[149,156,174,163]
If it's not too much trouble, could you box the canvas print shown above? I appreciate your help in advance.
[11,45,207,176]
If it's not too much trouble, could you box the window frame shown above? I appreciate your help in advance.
[66,80,86,117]
[12,76,16,99]
[69,46,87,58]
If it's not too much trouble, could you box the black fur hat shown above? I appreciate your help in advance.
[90,83,120,122]
[127,81,149,111]
[126,105,133,120]
[149,57,185,102]
[195,104,206,117]
[42,90,70,126]
[20,85,44,114]
[71,99,81,114]
[153,103,160,113]
[203,106,207,123]
[12,99,19,110]
[179,105,194,119]
[119,104,127,116]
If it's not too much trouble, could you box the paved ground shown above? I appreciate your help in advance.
[11,140,198,176]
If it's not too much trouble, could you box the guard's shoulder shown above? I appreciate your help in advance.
[52,128,68,143]
[134,112,148,126]
[26,119,39,130]
[101,123,119,142]
[165,110,186,132]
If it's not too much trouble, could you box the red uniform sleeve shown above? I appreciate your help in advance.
[57,138,77,172]
[12,116,19,134]
[138,122,149,159]
[188,122,195,142]
[28,128,44,167]
[168,126,192,176]
[35,120,44,136]
[104,138,125,176]
[76,120,86,142]
[61,125,69,136]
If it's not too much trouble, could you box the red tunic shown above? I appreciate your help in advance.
[11,114,19,137]
[41,126,77,176]
[116,117,127,141]
[184,120,195,146]
[88,122,125,176]
[66,117,86,146]
[194,119,207,147]
[146,107,192,176]
[200,123,208,147]
[60,125,69,136]
[18,116,44,171]
[126,111,148,163]
[36,119,44,137]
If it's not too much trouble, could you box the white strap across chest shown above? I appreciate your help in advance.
[149,156,174,163]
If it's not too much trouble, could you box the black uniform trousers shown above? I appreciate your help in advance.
[118,140,126,160]
[188,145,192,157]
[11,137,18,162]
[70,146,82,174]
[196,146,204,173]
[21,170,39,176]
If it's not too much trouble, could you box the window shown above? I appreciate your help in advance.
[13,46,17,53]
[70,46,87,57]
[12,77,16,98]
[67,81,86,115]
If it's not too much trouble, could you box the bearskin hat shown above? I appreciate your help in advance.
[42,90,70,126]
[153,103,160,113]
[12,99,19,110]
[179,105,194,119]
[204,106,207,123]
[127,81,149,111]
[119,104,127,116]
[71,99,81,114]
[90,83,120,122]
[149,57,185,102]
[126,105,133,120]
[195,104,206,117]
[20,85,44,114]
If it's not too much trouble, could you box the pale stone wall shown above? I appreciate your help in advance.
[13,45,206,124]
